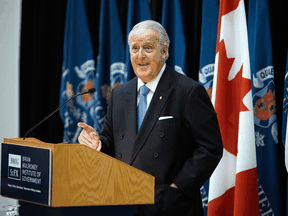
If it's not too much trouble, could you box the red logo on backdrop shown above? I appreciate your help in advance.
[82,79,95,103]
[254,89,276,121]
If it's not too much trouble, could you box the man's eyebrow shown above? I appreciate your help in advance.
[144,40,156,44]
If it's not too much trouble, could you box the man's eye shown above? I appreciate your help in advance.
[145,46,153,51]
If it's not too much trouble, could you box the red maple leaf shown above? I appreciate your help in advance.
[215,40,251,156]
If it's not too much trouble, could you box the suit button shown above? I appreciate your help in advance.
[118,153,122,158]
[120,134,124,139]
[159,132,164,138]
[154,152,159,158]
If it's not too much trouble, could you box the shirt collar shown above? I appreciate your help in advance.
[137,63,166,93]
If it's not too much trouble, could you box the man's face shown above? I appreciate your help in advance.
[130,28,167,83]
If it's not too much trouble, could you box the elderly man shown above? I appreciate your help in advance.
[78,20,223,216]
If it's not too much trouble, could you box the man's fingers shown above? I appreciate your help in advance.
[78,135,89,147]
[78,132,91,144]
[77,122,88,128]
[79,132,94,148]
[77,123,99,150]
[89,132,99,149]
[78,128,99,150]
[78,122,91,133]
[91,132,99,139]
[77,122,95,133]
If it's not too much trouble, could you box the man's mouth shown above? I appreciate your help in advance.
[138,63,149,67]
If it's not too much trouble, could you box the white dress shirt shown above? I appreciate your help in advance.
[97,63,166,151]
[137,63,166,109]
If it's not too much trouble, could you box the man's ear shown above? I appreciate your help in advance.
[161,44,168,60]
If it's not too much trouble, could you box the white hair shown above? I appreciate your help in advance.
[128,20,170,59]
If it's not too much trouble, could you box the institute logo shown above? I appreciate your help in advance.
[8,154,21,181]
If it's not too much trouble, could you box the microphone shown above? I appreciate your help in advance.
[23,88,96,140]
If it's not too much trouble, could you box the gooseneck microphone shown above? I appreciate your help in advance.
[23,88,96,140]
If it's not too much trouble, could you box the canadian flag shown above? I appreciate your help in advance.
[208,0,259,215]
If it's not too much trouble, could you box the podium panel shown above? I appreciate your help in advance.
[1,143,52,205]
[1,138,154,215]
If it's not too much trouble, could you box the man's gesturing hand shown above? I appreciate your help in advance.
[77,122,100,150]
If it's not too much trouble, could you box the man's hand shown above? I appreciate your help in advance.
[77,122,100,150]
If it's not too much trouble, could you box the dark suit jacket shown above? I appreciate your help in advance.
[99,66,223,216]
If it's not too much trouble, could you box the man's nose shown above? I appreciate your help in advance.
[139,48,146,59]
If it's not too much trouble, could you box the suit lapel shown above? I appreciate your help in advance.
[129,67,174,164]
[123,78,138,146]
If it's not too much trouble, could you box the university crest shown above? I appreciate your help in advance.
[253,80,276,128]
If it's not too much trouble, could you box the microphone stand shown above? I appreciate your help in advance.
[23,88,95,140]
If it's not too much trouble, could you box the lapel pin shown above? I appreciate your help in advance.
[159,96,162,100]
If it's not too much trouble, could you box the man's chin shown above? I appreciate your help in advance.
[136,72,152,83]
[135,69,151,78]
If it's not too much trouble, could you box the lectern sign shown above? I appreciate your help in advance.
[1,143,52,205]
[8,153,21,181]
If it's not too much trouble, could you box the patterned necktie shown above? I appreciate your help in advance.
[138,85,150,131]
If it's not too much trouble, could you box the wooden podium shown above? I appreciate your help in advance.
[1,138,155,216]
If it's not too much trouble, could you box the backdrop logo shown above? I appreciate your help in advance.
[254,89,276,121]
[76,61,97,110]
[60,60,97,143]
[81,79,95,103]
[253,81,276,128]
